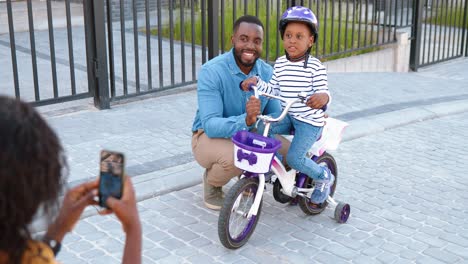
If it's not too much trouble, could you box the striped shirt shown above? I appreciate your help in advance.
[257,55,330,127]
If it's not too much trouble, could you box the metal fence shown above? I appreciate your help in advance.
[1,0,466,108]
[410,0,468,70]
[2,0,91,106]
[210,0,408,63]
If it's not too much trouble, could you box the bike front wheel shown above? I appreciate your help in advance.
[218,177,262,249]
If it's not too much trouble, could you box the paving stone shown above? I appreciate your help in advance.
[361,247,383,257]
[439,233,468,247]
[144,247,171,261]
[172,246,199,258]
[79,248,107,259]
[185,252,217,263]
[159,237,186,252]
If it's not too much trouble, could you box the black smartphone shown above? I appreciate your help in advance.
[98,150,125,208]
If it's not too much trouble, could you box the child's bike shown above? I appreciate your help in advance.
[217,87,351,249]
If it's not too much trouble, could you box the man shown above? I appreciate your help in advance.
[192,15,329,210]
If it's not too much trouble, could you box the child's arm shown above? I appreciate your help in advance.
[240,66,280,96]
[256,76,280,96]
[307,61,330,110]
[240,76,279,96]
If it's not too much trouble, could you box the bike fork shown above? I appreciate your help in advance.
[247,173,265,218]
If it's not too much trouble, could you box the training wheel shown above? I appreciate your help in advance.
[334,202,350,223]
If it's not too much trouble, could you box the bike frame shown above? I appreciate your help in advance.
[242,87,344,219]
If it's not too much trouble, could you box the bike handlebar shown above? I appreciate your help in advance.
[249,85,307,123]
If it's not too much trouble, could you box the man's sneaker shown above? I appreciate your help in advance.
[310,167,335,204]
[203,171,224,210]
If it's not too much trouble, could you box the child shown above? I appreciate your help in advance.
[241,6,333,204]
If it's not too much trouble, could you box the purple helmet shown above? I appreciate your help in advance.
[279,6,318,43]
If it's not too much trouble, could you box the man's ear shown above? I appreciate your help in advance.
[231,35,235,45]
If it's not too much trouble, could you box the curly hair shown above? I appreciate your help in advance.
[0,96,67,263]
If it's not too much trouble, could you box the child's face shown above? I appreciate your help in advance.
[283,22,314,60]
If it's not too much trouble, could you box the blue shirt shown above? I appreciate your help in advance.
[192,49,282,138]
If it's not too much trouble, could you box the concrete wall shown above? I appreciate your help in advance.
[324,32,410,73]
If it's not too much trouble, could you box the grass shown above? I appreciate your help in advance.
[424,4,468,28]
[150,1,383,62]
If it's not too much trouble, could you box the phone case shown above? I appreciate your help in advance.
[98,150,125,208]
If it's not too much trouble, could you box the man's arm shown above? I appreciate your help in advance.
[197,68,254,138]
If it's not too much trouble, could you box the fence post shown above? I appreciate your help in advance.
[409,0,423,71]
[464,0,468,57]
[288,0,304,7]
[207,0,219,60]
[83,0,110,109]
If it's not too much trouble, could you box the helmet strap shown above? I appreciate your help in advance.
[285,47,312,68]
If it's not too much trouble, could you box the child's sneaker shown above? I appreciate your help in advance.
[310,167,335,204]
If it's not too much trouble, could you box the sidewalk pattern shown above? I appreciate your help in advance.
[57,111,468,263]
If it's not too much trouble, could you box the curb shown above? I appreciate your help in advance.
[343,98,468,141]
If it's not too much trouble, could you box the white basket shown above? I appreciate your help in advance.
[232,131,281,174]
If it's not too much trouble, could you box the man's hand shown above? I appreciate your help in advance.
[241,77,258,91]
[306,93,329,109]
[245,96,261,126]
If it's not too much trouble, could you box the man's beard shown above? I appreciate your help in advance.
[233,47,259,68]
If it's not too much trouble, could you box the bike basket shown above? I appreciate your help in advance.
[232,130,281,173]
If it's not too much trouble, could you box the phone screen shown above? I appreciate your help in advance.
[99,150,124,208]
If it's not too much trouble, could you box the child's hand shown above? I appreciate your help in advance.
[306,93,329,109]
[240,77,258,91]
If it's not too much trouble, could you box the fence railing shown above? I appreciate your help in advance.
[2,0,92,106]
[1,0,466,108]
[410,0,468,70]
[101,0,404,107]
[209,0,406,63]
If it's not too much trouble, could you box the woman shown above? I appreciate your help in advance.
[0,96,141,264]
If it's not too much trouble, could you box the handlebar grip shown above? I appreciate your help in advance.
[239,82,256,92]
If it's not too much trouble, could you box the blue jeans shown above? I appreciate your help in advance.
[259,114,325,180]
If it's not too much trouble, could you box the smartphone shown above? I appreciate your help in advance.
[99,150,125,208]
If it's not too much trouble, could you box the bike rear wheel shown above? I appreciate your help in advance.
[298,152,338,215]
[218,177,262,249]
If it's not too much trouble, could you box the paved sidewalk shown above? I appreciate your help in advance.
[33,57,468,263]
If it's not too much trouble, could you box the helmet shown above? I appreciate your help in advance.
[279,6,318,43]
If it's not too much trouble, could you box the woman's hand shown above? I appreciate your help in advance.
[46,179,99,242]
[100,176,142,264]
[100,175,141,234]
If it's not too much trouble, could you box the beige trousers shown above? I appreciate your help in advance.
[191,130,290,187]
